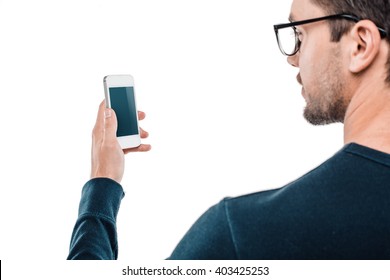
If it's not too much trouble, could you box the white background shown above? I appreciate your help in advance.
[0,0,343,263]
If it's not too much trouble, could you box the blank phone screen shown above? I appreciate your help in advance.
[109,87,138,137]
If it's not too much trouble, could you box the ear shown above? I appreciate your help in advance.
[348,20,382,73]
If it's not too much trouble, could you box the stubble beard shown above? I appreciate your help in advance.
[303,50,348,125]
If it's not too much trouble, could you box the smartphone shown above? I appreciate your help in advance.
[103,75,141,149]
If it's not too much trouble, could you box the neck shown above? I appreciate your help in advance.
[344,82,390,154]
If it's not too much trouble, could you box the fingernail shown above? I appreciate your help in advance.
[104,108,112,118]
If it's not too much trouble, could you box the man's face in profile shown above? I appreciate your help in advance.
[288,0,350,125]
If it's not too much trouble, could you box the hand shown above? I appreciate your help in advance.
[90,101,151,183]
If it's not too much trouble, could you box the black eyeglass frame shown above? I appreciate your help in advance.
[273,13,388,56]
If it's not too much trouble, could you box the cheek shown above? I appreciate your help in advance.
[299,33,324,62]
[298,45,322,86]
[299,56,315,87]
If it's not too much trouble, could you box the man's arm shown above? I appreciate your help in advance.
[67,178,124,260]
[67,101,150,260]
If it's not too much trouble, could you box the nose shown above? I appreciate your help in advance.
[287,53,299,68]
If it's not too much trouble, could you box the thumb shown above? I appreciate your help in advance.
[104,108,118,140]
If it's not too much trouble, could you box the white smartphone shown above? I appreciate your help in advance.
[103,75,141,149]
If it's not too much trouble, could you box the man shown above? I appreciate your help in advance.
[68,0,390,259]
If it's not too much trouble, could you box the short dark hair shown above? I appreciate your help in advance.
[311,0,390,83]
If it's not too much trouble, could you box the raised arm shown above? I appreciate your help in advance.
[67,101,150,260]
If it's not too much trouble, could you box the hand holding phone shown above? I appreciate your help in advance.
[90,76,151,183]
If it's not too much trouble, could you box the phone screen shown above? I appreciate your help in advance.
[109,87,138,137]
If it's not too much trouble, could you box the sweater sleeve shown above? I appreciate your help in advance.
[67,178,125,260]
[168,199,238,260]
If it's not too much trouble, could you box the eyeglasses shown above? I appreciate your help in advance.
[273,13,388,56]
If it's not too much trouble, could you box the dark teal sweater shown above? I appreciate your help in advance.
[68,143,390,260]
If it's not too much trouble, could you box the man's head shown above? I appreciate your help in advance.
[276,0,390,125]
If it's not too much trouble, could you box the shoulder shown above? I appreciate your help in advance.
[169,198,238,259]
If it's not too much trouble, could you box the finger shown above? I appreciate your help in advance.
[92,100,106,138]
[103,107,118,142]
[138,111,146,121]
[139,127,149,138]
[123,144,152,154]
